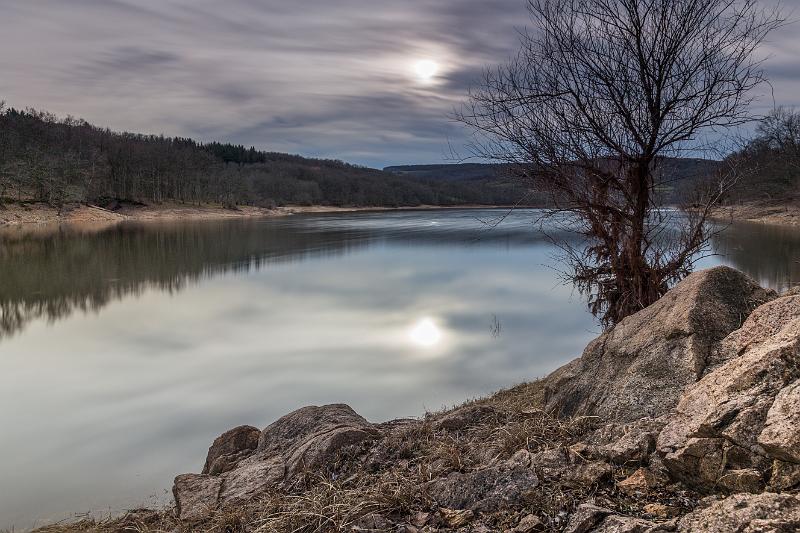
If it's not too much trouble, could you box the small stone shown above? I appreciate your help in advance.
[770,460,800,490]
[599,429,656,465]
[439,508,474,528]
[617,468,658,495]
[716,468,764,494]
[218,455,285,504]
[531,447,571,478]
[563,503,613,533]
[351,513,392,532]
[508,449,532,468]
[643,503,677,518]
[513,514,543,532]
[410,511,430,527]
[567,461,613,487]
[594,515,656,532]
[569,442,601,460]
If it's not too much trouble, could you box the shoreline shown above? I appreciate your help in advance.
[710,201,800,227]
[4,200,800,232]
[0,202,529,230]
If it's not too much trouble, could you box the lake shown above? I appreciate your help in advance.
[1,208,798,530]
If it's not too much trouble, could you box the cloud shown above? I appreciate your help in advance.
[0,0,796,167]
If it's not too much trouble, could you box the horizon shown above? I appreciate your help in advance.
[1,0,796,168]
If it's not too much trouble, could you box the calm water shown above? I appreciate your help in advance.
[1,209,798,529]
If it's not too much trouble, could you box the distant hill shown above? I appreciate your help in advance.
[387,159,720,181]
[384,163,508,181]
[387,158,722,204]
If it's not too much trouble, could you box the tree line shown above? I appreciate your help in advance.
[0,105,530,209]
[726,107,800,204]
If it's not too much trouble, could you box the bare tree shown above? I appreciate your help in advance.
[458,0,783,328]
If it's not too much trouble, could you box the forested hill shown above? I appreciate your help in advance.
[387,159,722,204]
[0,106,530,209]
[386,159,721,184]
[384,163,508,181]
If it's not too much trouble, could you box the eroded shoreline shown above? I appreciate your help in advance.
[0,202,526,231]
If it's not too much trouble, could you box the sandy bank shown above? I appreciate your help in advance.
[0,202,523,230]
[711,201,800,226]
[0,203,283,227]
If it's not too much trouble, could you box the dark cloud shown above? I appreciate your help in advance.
[71,47,180,80]
[0,0,796,167]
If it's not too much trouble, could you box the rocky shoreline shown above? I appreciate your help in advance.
[37,266,800,532]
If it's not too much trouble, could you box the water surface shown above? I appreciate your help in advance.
[1,209,797,529]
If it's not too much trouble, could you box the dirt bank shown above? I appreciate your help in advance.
[0,202,284,227]
[711,201,800,226]
[0,202,521,229]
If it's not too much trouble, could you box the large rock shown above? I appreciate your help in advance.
[758,380,800,463]
[172,474,222,522]
[544,267,774,423]
[657,293,800,492]
[173,458,284,521]
[202,425,260,475]
[713,293,800,364]
[173,404,378,520]
[676,493,800,532]
[257,403,379,478]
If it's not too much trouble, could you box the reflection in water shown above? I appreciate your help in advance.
[0,211,574,341]
[0,209,798,530]
[409,317,443,348]
[0,219,371,340]
[1,213,796,342]
[710,220,800,292]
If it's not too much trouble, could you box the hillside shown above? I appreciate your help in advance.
[0,106,530,211]
[384,163,508,181]
[387,158,722,204]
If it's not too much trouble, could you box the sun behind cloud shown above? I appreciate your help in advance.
[414,59,439,83]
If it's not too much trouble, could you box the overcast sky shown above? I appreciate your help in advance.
[1,0,797,168]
